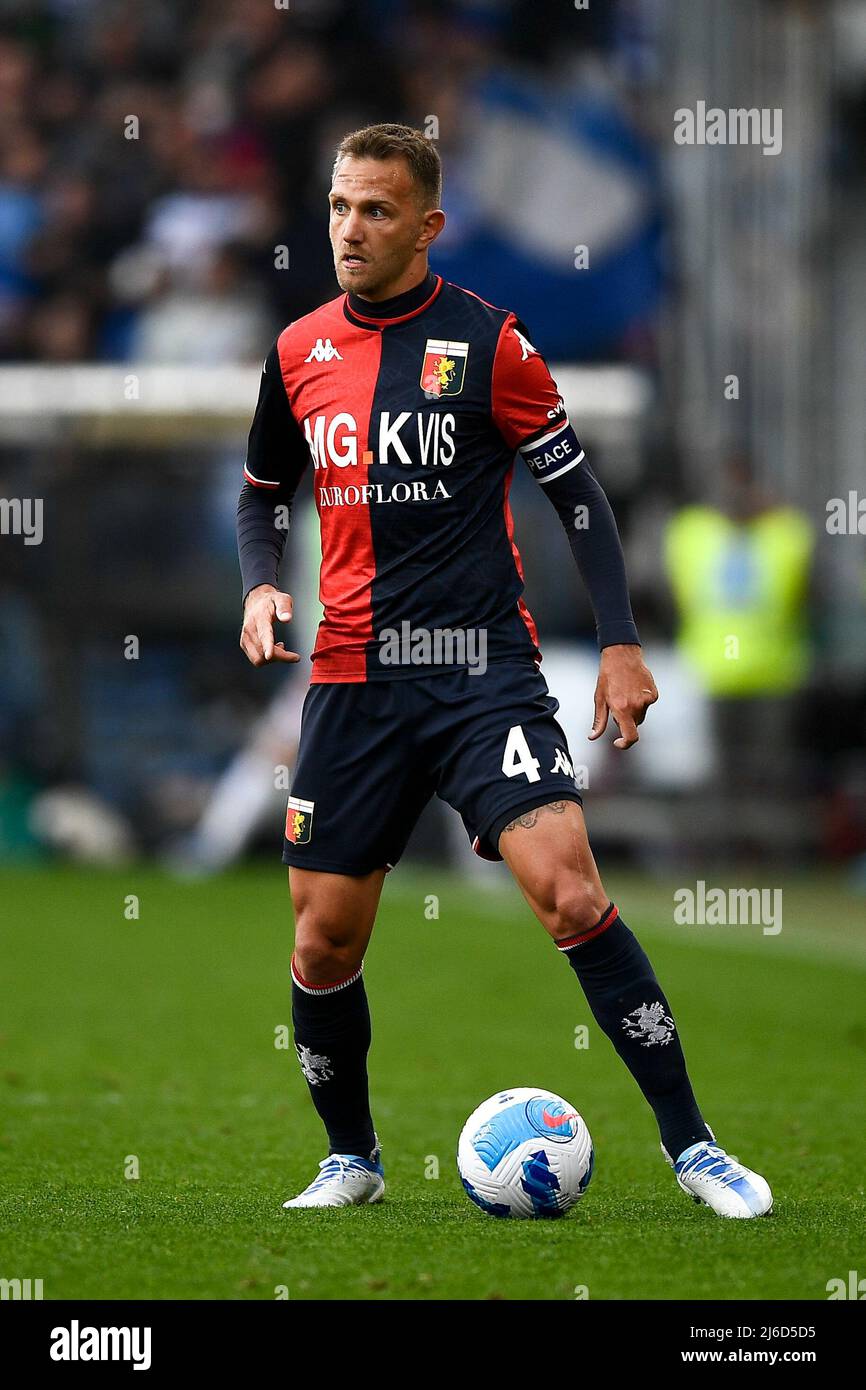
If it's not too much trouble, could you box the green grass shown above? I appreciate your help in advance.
[0,864,863,1300]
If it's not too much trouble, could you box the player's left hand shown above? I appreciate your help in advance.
[589,644,658,750]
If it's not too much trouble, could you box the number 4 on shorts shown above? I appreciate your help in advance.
[501,725,541,783]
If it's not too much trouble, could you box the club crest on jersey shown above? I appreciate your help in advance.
[285,796,314,844]
[421,339,468,399]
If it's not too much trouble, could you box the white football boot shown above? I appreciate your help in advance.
[663,1137,773,1218]
[282,1138,384,1209]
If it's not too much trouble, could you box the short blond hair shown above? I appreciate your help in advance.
[333,122,442,208]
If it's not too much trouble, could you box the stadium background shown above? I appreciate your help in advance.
[0,0,864,1302]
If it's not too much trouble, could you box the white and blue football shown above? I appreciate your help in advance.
[457,1087,594,1218]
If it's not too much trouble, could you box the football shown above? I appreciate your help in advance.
[457,1087,594,1218]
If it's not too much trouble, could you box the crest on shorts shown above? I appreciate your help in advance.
[285,795,314,845]
[421,338,469,398]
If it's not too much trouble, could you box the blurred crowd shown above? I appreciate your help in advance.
[0,0,654,365]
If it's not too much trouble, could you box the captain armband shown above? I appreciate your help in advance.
[519,421,585,486]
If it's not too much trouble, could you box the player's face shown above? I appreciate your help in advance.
[329,156,441,301]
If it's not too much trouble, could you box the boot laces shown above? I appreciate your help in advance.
[680,1144,749,1188]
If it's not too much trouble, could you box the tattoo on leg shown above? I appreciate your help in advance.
[501,801,569,834]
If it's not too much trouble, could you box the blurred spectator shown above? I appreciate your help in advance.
[129,241,275,364]
[664,455,815,812]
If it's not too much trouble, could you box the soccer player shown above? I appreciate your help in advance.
[236,124,772,1218]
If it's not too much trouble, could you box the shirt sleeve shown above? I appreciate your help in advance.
[237,338,310,603]
[242,339,310,492]
[491,313,571,458]
[541,456,641,649]
[492,314,640,650]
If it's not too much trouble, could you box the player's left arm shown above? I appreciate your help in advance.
[492,315,658,749]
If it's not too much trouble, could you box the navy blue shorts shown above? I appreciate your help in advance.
[282,662,583,876]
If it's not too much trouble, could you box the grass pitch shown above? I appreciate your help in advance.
[0,863,863,1300]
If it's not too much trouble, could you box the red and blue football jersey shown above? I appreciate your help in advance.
[241,272,587,682]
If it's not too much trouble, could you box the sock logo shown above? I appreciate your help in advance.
[622,1001,675,1048]
[295,1043,333,1087]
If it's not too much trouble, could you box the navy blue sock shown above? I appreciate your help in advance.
[290,957,376,1159]
[559,904,712,1161]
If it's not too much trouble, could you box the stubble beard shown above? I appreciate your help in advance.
[334,242,418,301]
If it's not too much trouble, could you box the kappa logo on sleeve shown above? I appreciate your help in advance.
[285,796,315,844]
[421,339,469,398]
[513,327,538,361]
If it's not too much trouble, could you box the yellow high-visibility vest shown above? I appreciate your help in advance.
[664,505,813,696]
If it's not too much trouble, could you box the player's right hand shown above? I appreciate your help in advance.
[240,585,300,667]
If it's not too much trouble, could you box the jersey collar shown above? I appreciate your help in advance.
[344,270,442,330]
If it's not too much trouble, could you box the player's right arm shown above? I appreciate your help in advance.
[237,338,311,667]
